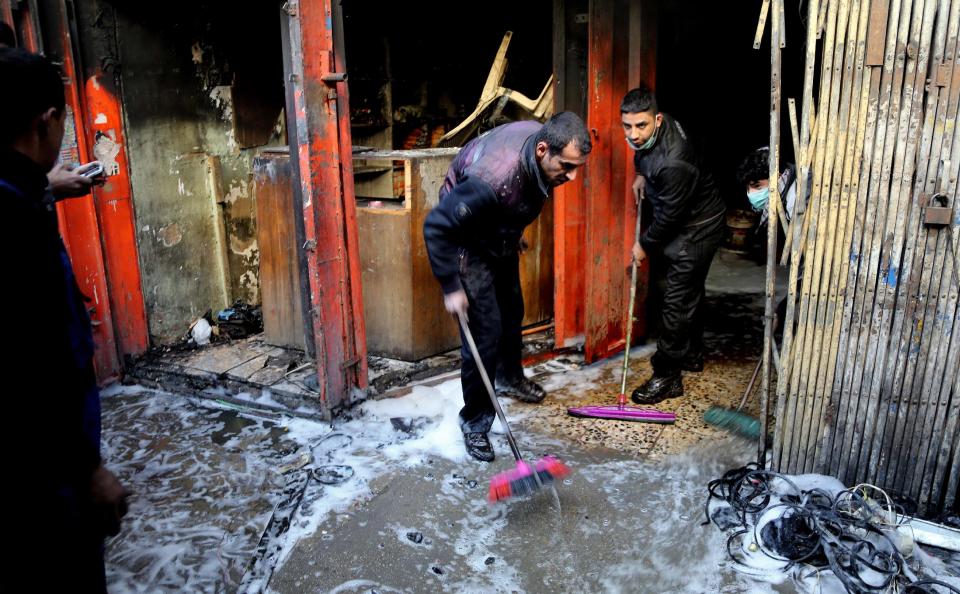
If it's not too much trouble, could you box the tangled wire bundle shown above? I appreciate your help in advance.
[704,464,960,594]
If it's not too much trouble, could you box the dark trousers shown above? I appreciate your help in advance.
[5,485,108,593]
[650,214,726,376]
[457,250,524,434]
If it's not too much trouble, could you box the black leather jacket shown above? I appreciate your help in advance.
[634,113,726,251]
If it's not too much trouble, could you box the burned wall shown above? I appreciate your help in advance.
[103,1,284,343]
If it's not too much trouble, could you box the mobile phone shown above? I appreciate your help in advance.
[76,161,104,178]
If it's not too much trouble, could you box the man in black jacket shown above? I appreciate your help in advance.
[423,112,590,461]
[0,48,128,592]
[621,87,726,405]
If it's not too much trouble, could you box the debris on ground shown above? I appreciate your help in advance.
[705,464,960,593]
[217,300,264,339]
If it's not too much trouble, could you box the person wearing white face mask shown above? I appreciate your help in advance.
[621,86,727,406]
[737,148,810,342]
[736,147,808,234]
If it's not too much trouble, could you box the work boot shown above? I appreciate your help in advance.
[682,352,704,372]
[496,376,547,403]
[464,432,495,462]
[631,374,683,405]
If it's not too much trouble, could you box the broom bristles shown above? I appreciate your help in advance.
[703,406,762,440]
[488,456,571,502]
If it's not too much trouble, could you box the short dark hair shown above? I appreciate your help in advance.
[0,48,65,145]
[620,86,657,114]
[737,147,770,186]
[535,111,592,156]
[0,21,15,48]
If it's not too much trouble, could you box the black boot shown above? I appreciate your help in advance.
[495,376,547,403]
[631,374,683,405]
[681,351,704,372]
[464,432,495,462]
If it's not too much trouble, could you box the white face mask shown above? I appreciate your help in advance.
[747,186,770,211]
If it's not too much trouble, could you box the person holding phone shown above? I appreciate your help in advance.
[0,47,128,592]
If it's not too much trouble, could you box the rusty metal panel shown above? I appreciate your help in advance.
[82,72,150,361]
[73,0,151,361]
[284,0,367,412]
[53,1,122,382]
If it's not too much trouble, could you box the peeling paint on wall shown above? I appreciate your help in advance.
[224,179,248,204]
[209,85,234,122]
[158,223,183,247]
[229,234,258,258]
[93,130,122,176]
[239,269,260,303]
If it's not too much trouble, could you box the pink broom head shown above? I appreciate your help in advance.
[487,456,571,502]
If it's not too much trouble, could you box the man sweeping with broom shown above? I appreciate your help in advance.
[621,86,726,405]
[423,112,590,462]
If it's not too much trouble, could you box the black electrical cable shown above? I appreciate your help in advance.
[705,465,956,594]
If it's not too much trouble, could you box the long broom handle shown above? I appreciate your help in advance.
[457,311,524,462]
[619,199,644,406]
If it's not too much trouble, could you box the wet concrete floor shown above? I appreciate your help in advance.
[269,268,792,593]
[268,437,794,594]
[104,251,799,593]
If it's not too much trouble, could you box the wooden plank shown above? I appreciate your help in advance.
[359,208,415,357]
[754,0,771,49]
[920,165,959,508]
[878,0,950,497]
[849,0,918,484]
[917,0,960,509]
[866,0,891,65]
[520,201,556,325]
[774,0,821,473]
[408,156,463,359]
[835,0,908,483]
[780,109,816,265]
[907,7,960,505]
[812,0,872,472]
[860,0,936,487]
[254,153,308,350]
[787,0,844,474]
[820,0,876,469]
[788,99,802,175]
[778,0,788,48]
[827,51,884,475]
[762,0,783,463]
[818,0,831,38]
[804,0,861,473]
[205,155,233,310]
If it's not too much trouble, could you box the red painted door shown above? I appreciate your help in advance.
[556,0,656,363]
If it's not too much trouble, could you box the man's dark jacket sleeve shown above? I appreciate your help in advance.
[641,162,699,251]
[2,186,102,484]
[423,176,500,294]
